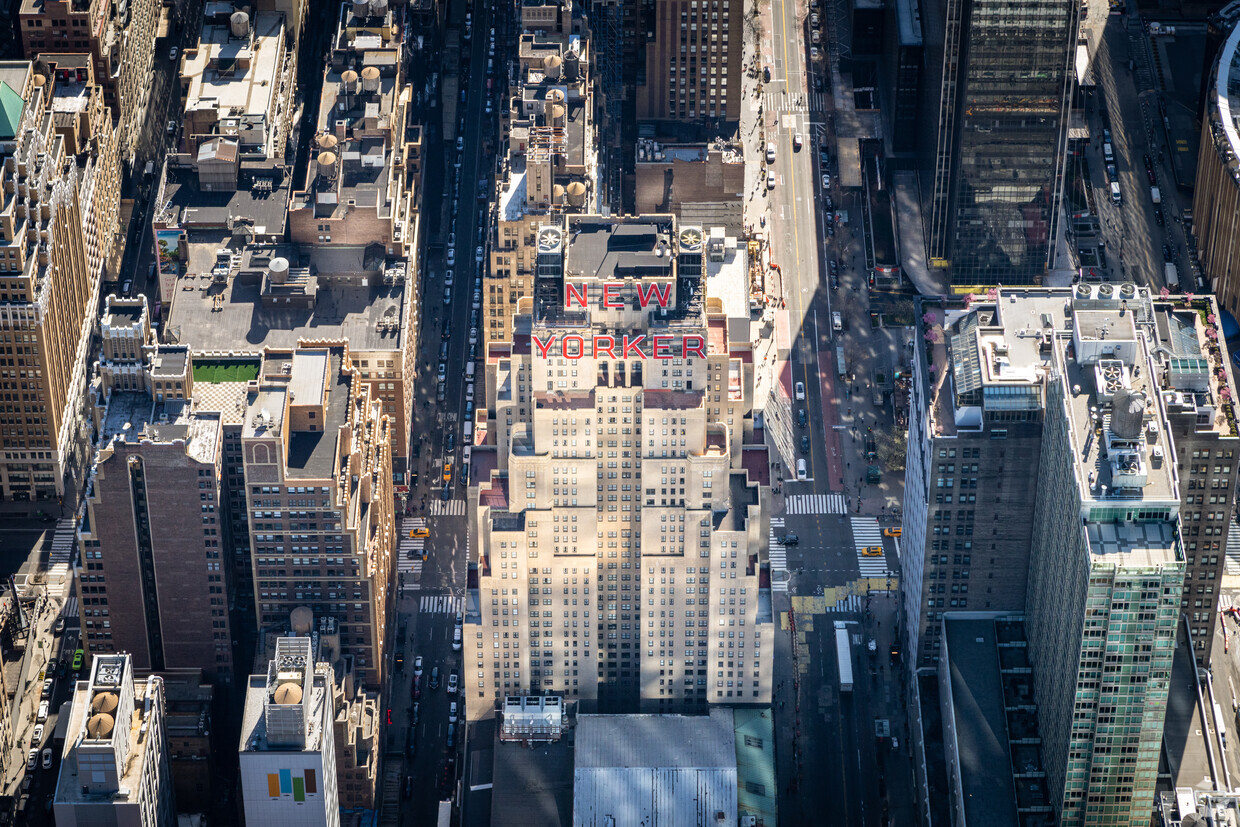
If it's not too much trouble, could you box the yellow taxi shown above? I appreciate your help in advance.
[409,527,430,539]
[443,460,453,484]
[882,527,902,538]
[861,546,884,557]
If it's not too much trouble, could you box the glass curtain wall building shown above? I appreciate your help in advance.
[928,0,1078,289]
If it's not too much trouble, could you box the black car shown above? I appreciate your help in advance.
[800,435,811,453]
[1147,168,1157,185]
[814,76,824,92]
[1163,243,1174,262]
[798,409,808,428]
[763,66,771,82]
[1154,208,1164,227]
[446,433,456,451]
[1103,128,1112,143]
[1106,164,1118,183]
[441,485,452,501]
[778,533,799,546]
[429,667,440,690]
[830,273,839,290]
[1143,153,1153,171]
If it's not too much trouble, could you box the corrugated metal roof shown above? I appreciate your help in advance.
[573,711,737,827]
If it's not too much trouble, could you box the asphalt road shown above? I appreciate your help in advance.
[1089,14,1190,290]
[393,0,504,817]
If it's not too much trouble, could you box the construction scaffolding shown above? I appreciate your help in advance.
[526,125,567,166]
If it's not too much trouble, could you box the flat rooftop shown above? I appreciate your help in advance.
[166,269,407,353]
[244,349,350,480]
[182,11,286,138]
[238,672,329,753]
[564,217,675,282]
[1085,520,1180,567]
[703,233,750,321]
[54,674,162,805]
[573,711,737,826]
[100,393,222,466]
[490,733,574,827]
[157,166,290,236]
[943,615,1019,826]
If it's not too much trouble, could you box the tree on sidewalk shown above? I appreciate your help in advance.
[874,427,907,472]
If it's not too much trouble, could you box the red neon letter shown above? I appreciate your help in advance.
[653,335,674,358]
[637,282,673,308]
[533,334,557,359]
[682,335,706,359]
[561,334,585,359]
[622,335,648,359]
[594,335,616,359]
[565,283,588,308]
[602,283,624,308]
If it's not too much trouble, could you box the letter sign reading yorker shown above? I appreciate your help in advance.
[536,281,707,360]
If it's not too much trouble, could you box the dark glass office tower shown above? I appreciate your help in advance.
[928,0,1078,288]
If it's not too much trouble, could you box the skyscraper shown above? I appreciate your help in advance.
[465,215,773,717]
[77,297,235,681]
[0,61,100,501]
[243,345,396,687]
[636,0,745,125]
[926,0,1077,288]
[902,286,1240,823]
[239,637,340,827]
[53,655,176,827]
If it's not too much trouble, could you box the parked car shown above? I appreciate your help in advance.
[452,626,462,651]
[456,136,464,152]
[31,725,43,745]
[37,701,48,722]
[795,381,805,401]
[447,672,458,695]
[41,749,51,770]
[449,702,459,724]
[447,248,456,266]
[414,656,424,677]
[26,750,36,771]
[800,435,810,454]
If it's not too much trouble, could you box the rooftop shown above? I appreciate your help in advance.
[165,258,407,353]
[563,217,676,283]
[942,616,1020,826]
[573,711,737,827]
[181,9,287,158]
[243,350,351,480]
[99,391,222,466]
[156,165,290,236]
[491,729,574,827]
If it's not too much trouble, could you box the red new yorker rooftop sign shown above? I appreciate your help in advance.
[532,282,706,360]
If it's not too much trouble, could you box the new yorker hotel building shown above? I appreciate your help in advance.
[465,216,774,716]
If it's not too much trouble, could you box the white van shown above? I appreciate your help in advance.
[796,459,807,480]
[466,382,475,401]
[1103,142,1114,163]
[463,421,473,442]
[465,362,475,379]
[1110,182,1122,205]
[832,311,843,333]
[765,142,776,163]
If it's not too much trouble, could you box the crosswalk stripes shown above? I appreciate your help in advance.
[396,518,425,581]
[1228,517,1240,576]
[49,518,75,565]
[418,595,462,615]
[768,517,788,593]
[61,597,77,621]
[785,493,847,515]
[429,499,466,517]
[850,517,891,578]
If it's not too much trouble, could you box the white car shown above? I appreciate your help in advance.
[767,171,776,189]
[41,748,51,770]
[169,46,178,61]
[443,288,452,305]
[449,701,458,723]
[793,133,803,151]
[37,701,48,722]
[811,46,821,61]
[447,248,456,266]
[472,290,481,309]
[795,381,806,401]
[31,724,43,745]
[413,656,424,677]
[797,459,808,480]
[445,268,454,287]
[452,626,462,651]
[475,245,484,264]
[456,136,464,152]
[437,363,447,381]
[447,672,458,695]
[821,174,830,190]
[26,750,36,771]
